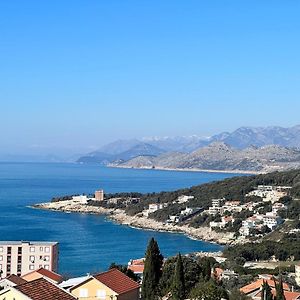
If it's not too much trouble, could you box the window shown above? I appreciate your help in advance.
[18,247,22,255]
[44,265,49,270]
[29,264,35,270]
[0,247,3,252]
[7,265,11,272]
[0,256,2,261]
[97,290,106,299]
[17,264,21,272]
[18,256,22,264]
[44,256,50,261]
[7,257,11,263]
[7,247,11,255]
[30,247,35,252]
[0,264,2,269]
[40,247,43,251]
[29,256,35,263]
[79,289,88,297]
[45,247,50,253]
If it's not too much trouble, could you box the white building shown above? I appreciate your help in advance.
[176,195,194,204]
[143,203,168,217]
[0,241,58,278]
[295,264,300,287]
[263,214,283,230]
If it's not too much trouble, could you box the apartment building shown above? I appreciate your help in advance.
[0,241,58,278]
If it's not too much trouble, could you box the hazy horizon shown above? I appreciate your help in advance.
[1,1,300,158]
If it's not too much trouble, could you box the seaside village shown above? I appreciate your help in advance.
[1,185,300,299]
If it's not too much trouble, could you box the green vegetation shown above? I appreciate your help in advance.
[261,280,273,300]
[171,253,186,300]
[224,232,300,262]
[141,238,164,300]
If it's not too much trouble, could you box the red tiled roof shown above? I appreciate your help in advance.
[255,289,300,300]
[5,274,27,285]
[15,278,75,300]
[22,267,63,283]
[240,278,289,295]
[36,268,63,283]
[128,264,144,274]
[94,268,140,295]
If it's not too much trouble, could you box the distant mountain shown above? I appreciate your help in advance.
[77,125,300,164]
[211,125,300,149]
[77,142,165,164]
[112,142,300,172]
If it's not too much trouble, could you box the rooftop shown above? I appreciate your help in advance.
[4,274,27,286]
[22,267,63,283]
[94,268,140,295]
[15,278,76,300]
[0,241,58,246]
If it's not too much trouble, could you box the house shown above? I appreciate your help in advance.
[0,274,27,290]
[70,268,140,300]
[21,267,63,284]
[240,278,290,298]
[263,213,283,230]
[0,277,76,300]
[175,195,194,204]
[210,216,234,229]
[128,258,145,276]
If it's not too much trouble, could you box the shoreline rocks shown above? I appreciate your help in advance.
[33,201,239,246]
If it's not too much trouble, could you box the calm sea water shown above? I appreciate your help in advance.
[0,162,241,276]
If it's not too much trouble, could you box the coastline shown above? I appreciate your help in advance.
[32,201,239,246]
[109,165,263,175]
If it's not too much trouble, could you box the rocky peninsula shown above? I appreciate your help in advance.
[33,200,235,245]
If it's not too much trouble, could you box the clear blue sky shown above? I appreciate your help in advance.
[0,1,300,156]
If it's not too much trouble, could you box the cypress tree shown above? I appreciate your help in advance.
[171,253,185,300]
[141,237,164,300]
[261,280,273,300]
[274,276,286,300]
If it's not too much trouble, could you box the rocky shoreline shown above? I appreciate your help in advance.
[33,201,239,246]
[110,165,262,175]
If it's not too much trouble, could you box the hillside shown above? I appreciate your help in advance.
[112,142,300,172]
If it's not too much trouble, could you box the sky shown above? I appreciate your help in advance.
[0,1,300,157]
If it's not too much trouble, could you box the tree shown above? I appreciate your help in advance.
[171,253,185,300]
[261,280,273,300]
[274,276,286,300]
[229,289,251,300]
[189,280,228,300]
[141,238,164,300]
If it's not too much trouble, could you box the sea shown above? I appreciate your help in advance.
[0,162,243,276]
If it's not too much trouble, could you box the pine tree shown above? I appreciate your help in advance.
[274,276,286,300]
[261,280,273,300]
[171,253,185,300]
[141,238,164,300]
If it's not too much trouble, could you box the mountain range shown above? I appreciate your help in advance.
[110,142,300,172]
[77,125,300,168]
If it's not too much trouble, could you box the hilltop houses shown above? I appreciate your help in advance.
[246,185,292,203]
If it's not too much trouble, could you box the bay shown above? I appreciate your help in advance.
[0,162,241,276]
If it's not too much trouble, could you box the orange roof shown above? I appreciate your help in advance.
[15,278,75,300]
[94,268,140,295]
[22,267,63,283]
[240,278,289,295]
[255,290,300,300]
[128,264,144,274]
